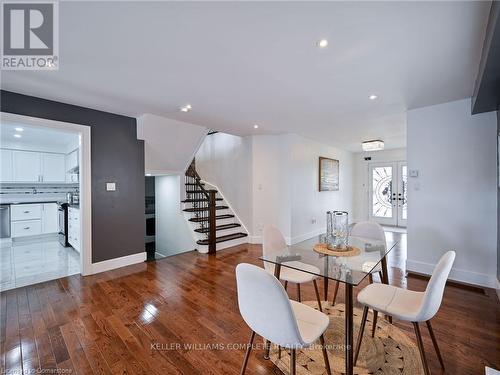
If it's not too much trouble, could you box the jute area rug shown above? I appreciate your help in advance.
[269,301,424,375]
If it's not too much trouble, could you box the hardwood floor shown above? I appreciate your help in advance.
[1,233,499,375]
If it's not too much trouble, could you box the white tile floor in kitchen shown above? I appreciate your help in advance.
[0,237,80,292]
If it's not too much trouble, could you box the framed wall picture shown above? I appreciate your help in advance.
[319,157,339,191]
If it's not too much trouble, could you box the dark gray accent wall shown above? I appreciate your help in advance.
[0,90,145,263]
[472,1,500,114]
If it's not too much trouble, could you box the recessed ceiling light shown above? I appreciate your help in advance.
[146,173,151,177]
[13,134,22,138]
[15,127,24,132]
[253,124,259,129]
[317,39,328,48]
[362,140,384,152]
[180,104,192,112]
[369,95,378,100]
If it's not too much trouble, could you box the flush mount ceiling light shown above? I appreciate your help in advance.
[180,104,192,112]
[15,127,24,132]
[13,134,22,138]
[362,140,384,152]
[369,94,378,100]
[253,124,259,129]
[146,173,151,177]
[317,39,329,48]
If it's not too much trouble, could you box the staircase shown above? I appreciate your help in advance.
[183,161,248,254]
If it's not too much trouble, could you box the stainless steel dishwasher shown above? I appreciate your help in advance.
[0,204,10,238]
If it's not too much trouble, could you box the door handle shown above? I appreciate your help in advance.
[23,227,30,230]
[23,211,30,213]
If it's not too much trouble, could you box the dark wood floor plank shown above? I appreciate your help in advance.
[1,236,499,375]
[3,290,22,374]
[17,288,41,373]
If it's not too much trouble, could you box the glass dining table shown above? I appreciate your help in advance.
[259,234,398,375]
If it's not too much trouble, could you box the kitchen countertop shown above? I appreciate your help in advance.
[0,198,64,205]
[0,194,68,205]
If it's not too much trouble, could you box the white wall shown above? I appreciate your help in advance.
[155,175,197,257]
[251,135,293,242]
[195,133,253,233]
[251,134,354,244]
[352,148,407,223]
[289,134,354,243]
[137,114,207,175]
[407,98,497,288]
[195,132,354,244]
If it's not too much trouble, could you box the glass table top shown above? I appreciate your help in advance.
[259,234,398,286]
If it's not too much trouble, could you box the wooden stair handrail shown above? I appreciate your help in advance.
[185,159,216,254]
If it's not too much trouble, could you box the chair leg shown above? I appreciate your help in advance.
[371,310,378,338]
[319,334,332,375]
[313,279,323,312]
[368,274,373,284]
[297,284,301,302]
[290,348,296,375]
[240,330,255,375]
[284,280,288,292]
[413,322,431,375]
[354,306,369,366]
[331,281,340,306]
[426,320,445,369]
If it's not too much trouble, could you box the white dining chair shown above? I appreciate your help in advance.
[353,251,456,375]
[236,263,332,375]
[331,220,386,306]
[263,225,324,311]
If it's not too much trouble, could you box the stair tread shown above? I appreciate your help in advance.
[182,198,223,203]
[196,232,248,245]
[194,223,241,233]
[189,214,234,222]
[183,205,228,213]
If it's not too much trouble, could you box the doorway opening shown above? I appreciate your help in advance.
[368,161,407,228]
[0,112,91,291]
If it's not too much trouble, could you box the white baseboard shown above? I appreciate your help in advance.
[406,259,496,289]
[290,228,326,245]
[248,235,262,244]
[91,252,146,274]
[496,279,500,302]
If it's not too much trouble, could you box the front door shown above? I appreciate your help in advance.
[368,162,407,227]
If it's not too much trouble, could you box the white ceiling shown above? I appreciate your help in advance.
[0,122,79,153]
[0,1,491,151]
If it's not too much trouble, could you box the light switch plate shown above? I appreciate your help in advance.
[409,169,419,178]
[106,182,116,191]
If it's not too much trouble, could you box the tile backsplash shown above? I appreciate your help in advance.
[0,183,79,200]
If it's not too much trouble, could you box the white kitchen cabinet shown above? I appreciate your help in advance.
[68,207,80,252]
[41,203,58,234]
[8,150,67,183]
[11,219,42,237]
[66,149,78,172]
[12,151,41,182]
[41,153,66,182]
[1,149,13,182]
[11,204,42,221]
[11,203,58,238]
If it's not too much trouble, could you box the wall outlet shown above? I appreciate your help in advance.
[106,182,116,191]
[311,218,317,224]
